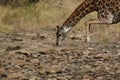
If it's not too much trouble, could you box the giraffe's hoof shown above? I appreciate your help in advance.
[85,39,90,43]
[86,37,90,42]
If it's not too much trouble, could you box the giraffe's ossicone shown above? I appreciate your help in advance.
[56,0,120,45]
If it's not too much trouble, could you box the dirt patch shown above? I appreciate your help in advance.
[0,28,120,80]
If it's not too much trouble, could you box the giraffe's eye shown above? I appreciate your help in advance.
[58,34,61,37]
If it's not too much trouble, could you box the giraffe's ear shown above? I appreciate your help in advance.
[56,25,60,31]
[56,25,60,34]
[56,26,59,29]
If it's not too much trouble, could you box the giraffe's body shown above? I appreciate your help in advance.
[56,0,120,45]
[97,0,120,24]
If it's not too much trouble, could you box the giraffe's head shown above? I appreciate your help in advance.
[56,26,67,45]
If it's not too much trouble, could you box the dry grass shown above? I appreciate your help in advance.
[0,0,119,40]
[0,0,86,33]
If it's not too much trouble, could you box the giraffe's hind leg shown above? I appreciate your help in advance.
[85,19,112,42]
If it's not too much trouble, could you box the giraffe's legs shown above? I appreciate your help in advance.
[85,19,111,42]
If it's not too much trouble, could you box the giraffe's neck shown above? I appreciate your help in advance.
[62,0,97,32]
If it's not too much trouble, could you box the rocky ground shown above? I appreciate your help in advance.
[0,28,120,80]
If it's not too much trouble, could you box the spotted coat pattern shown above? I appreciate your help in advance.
[56,0,120,45]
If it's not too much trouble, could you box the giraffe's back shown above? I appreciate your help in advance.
[96,0,120,24]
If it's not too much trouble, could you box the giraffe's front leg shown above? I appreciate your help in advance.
[85,20,92,42]
[85,19,112,42]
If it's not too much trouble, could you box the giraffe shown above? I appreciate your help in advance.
[56,0,120,45]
